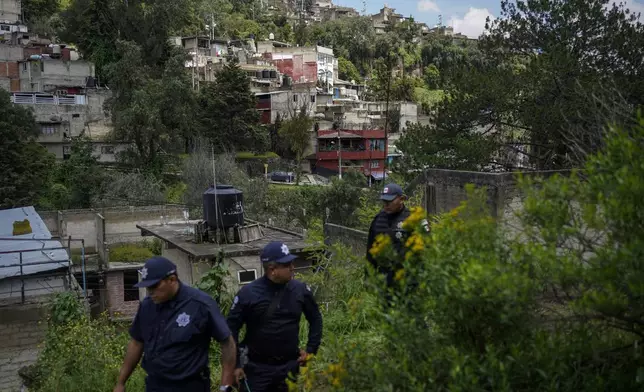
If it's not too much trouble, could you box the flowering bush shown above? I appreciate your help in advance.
[288,115,644,391]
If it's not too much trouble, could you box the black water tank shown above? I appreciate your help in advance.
[256,70,263,79]
[203,185,244,229]
[262,69,270,79]
[269,70,277,79]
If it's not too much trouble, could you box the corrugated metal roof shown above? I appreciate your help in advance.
[0,206,70,280]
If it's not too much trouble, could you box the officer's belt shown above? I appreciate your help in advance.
[248,348,297,366]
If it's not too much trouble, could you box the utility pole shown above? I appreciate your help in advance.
[337,129,342,179]
[383,53,392,187]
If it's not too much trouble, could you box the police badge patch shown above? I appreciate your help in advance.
[176,312,191,327]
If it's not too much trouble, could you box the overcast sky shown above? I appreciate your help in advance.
[333,0,644,38]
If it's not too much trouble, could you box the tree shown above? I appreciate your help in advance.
[398,0,644,172]
[0,90,55,209]
[279,106,314,184]
[338,57,362,83]
[21,0,61,25]
[105,41,196,171]
[197,58,268,153]
[52,136,104,209]
[423,64,440,89]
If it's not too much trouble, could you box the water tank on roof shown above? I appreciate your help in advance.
[203,185,244,230]
[52,45,61,56]
[70,51,79,61]
[256,70,263,79]
[269,70,277,79]
[262,69,270,79]
[269,32,275,40]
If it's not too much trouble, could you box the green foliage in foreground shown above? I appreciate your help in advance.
[287,115,644,391]
[30,116,644,391]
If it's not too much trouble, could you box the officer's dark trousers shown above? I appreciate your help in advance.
[241,360,299,392]
[145,373,210,392]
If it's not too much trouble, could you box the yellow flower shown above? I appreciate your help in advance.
[402,206,426,231]
[369,233,391,257]
[394,269,405,281]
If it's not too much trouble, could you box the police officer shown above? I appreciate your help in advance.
[227,241,323,392]
[113,256,237,392]
[366,183,428,304]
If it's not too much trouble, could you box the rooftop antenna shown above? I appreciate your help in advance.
[362,0,367,15]
[211,143,220,238]
[438,14,443,28]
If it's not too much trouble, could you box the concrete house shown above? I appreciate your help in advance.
[135,186,317,295]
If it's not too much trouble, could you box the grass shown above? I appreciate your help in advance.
[108,239,161,263]
[236,151,280,160]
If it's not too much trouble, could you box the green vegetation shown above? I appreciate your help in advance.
[109,240,162,263]
[0,90,55,209]
[397,0,644,172]
[235,152,279,160]
[28,115,644,391]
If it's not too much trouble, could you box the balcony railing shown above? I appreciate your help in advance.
[317,150,386,160]
[10,93,87,105]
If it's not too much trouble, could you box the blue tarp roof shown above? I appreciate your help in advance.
[0,206,70,280]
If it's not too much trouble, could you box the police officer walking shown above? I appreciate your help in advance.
[227,241,323,392]
[366,183,428,305]
[113,256,237,392]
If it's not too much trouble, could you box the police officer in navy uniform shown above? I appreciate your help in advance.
[227,241,323,392]
[366,183,429,304]
[113,256,237,392]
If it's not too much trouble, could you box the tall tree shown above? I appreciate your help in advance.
[397,0,644,172]
[197,58,268,153]
[0,90,55,209]
[279,106,314,184]
[105,41,197,170]
[52,136,104,208]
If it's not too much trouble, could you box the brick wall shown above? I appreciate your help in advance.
[106,271,139,319]
[0,306,48,392]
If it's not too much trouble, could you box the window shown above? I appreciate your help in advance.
[370,161,380,168]
[310,95,316,103]
[72,113,80,118]
[123,271,140,302]
[293,94,298,102]
[23,62,27,71]
[238,269,257,284]
[0,25,10,32]
[101,145,115,154]
[40,61,44,72]
[41,124,56,135]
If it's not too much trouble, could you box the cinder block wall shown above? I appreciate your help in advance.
[0,306,48,392]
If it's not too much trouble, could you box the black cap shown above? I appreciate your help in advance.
[134,256,177,288]
[380,183,404,201]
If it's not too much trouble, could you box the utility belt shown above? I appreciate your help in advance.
[244,344,298,366]
[147,367,210,386]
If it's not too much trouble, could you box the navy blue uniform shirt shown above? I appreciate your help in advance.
[227,276,322,366]
[129,283,231,381]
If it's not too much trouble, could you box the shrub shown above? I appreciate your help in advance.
[32,314,146,392]
[289,115,644,391]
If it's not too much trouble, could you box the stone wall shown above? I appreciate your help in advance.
[409,169,569,219]
[324,223,368,257]
[0,304,48,392]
